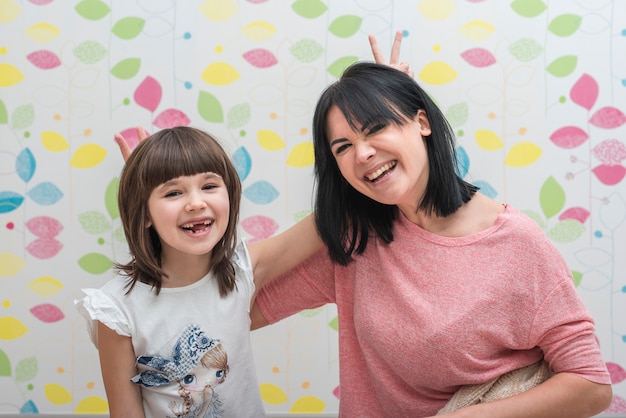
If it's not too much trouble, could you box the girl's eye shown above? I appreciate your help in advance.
[203,183,218,190]
[164,191,181,197]
[182,374,196,385]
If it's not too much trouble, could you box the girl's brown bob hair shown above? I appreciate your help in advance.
[115,126,242,296]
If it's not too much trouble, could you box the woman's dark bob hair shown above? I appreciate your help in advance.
[115,126,242,296]
[312,62,477,265]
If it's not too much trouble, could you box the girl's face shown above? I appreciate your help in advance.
[326,105,432,214]
[146,172,230,262]
[181,365,227,394]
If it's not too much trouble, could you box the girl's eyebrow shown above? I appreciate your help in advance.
[158,172,224,188]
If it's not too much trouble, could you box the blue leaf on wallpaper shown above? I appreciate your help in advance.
[16,148,36,183]
[232,146,251,181]
[26,182,63,205]
[0,191,24,213]
[473,180,497,198]
[243,180,279,204]
[455,146,470,178]
[20,399,38,413]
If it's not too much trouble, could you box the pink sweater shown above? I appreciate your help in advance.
[256,205,610,417]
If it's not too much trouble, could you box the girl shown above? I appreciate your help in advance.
[76,126,321,418]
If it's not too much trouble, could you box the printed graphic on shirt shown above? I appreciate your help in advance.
[131,324,230,418]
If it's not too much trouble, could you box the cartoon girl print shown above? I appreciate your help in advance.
[131,324,230,418]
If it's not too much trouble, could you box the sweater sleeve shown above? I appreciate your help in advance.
[256,248,336,324]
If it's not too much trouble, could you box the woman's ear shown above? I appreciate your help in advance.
[416,109,432,136]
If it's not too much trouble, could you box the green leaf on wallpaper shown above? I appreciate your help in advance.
[105,177,119,220]
[299,307,324,318]
[571,270,583,287]
[78,253,113,275]
[510,0,547,18]
[547,219,585,243]
[75,0,111,21]
[0,349,11,377]
[508,38,543,62]
[227,103,251,129]
[521,209,546,229]
[328,316,339,331]
[112,17,145,40]
[113,226,126,243]
[327,56,358,78]
[15,357,37,382]
[78,210,111,234]
[197,90,224,123]
[11,104,34,130]
[110,58,141,80]
[329,15,362,38]
[445,103,469,128]
[546,55,577,78]
[73,41,107,64]
[539,176,565,220]
[291,0,327,19]
[290,39,324,63]
[548,14,581,37]
[0,100,8,124]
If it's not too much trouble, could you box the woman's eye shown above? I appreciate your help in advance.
[335,144,351,155]
[369,124,385,134]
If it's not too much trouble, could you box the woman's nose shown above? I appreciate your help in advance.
[354,139,375,163]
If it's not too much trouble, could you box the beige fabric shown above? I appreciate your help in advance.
[437,361,554,415]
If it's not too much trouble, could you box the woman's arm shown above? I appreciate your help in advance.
[247,213,323,290]
[97,322,145,418]
[438,373,611,418]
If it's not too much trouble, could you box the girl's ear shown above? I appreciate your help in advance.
[416,109,432,136]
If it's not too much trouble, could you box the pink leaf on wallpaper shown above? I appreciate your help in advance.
[606,362,626,384]
[589,106,626,129]
[558,207,590,223]
[25,216,63,238]
[569,73,598,111]
[240,215,279,242]
[332,385,341,399]
[26,238,63,259]
[134,76,162,112]
[549,126,589,149]
[591,164,626,185]
[605,395,626,413]
[593,139,626,165]
[460,48,496,68]
[243,49,278,68]
[153,109,190,129]
[27,50,61,70]
[117,127,146,151]
[28,0,54,4]
[30,303,64,323]
[247,0,268,3]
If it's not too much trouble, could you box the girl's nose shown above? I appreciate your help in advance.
[185,192,207,211]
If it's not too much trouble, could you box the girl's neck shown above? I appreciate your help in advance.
[160,252,212,288]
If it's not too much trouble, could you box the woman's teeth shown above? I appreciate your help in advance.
[367,161,396,181]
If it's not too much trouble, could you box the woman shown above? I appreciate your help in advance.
[251,62,612,417]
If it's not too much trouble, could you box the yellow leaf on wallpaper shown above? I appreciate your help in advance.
[74,395,109,413]
[0,63,24,87]
[0,252,24,276]
[201,62,240,86]
[199,0,238,22]
[25,22,60,43]
[259,383,288,405]
[70,143,107,168]
[418,61,458,85]
[44,383,72,405]
[242,21,277,42]
[475,129,504,151]
[504,141,542,167]
[29,276,64,297]
[417,0,457,21]
[460,20,495,41]
[0,316,28,340]
[290,395,326,413]
[41,131,70,152]
[287,142,314,167]
[0,0,21,23]
[257,129,286,151]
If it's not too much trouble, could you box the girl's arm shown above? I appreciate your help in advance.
[97,322,145,418]
[247,213,323,291]
[437,373,611,418]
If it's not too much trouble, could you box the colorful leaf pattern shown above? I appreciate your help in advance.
[0,1,624,415]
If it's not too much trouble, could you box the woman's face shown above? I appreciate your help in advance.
[326,105,432,213]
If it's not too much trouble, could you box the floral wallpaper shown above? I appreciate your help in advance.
[0,0,624,415]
